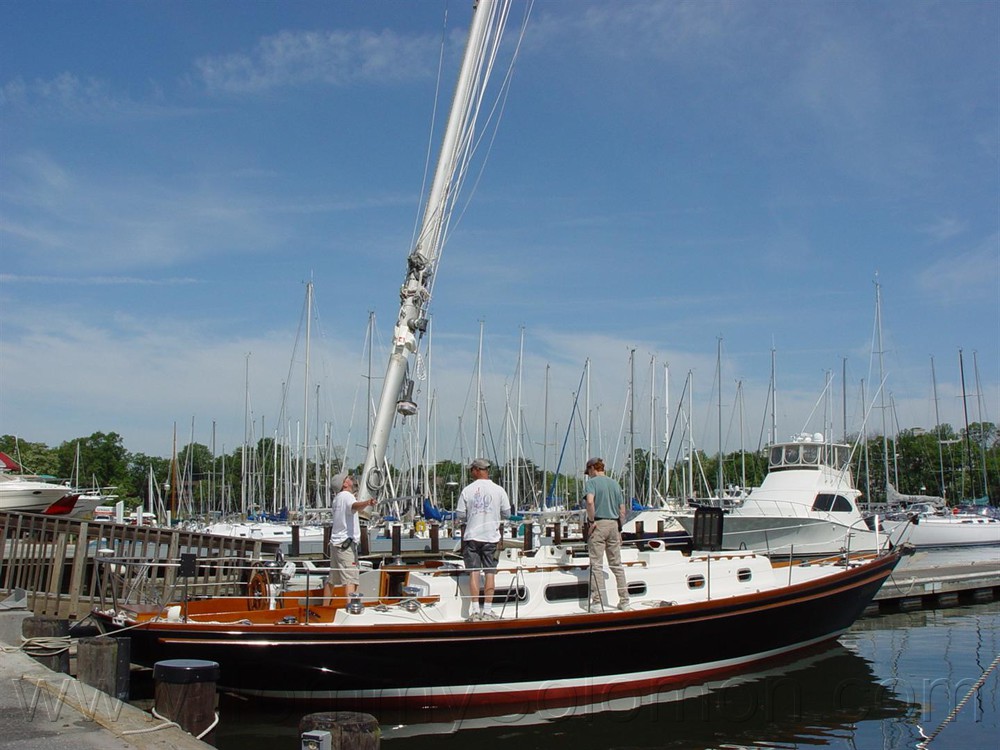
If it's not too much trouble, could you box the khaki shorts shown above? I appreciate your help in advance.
[327,541,360,587]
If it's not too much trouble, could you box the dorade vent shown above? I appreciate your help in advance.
[737,568,753,582]
[687,574,706,589]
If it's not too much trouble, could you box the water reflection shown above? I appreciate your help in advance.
[216,642,917,750]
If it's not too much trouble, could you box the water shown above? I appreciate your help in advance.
[214,601,1000,750]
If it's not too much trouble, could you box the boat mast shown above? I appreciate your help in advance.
[959,348,973,499]
[842,356,848,443]
[515,325,524,506]
[687,370,694,499]
[629,347,636,502]
[930,355,947,499]
[301,280,312,517]
[242,353,250,517]
[359,0,509,503]
[663,362,670,501]
[648,355,655,506]
[769,346,777,445]
[542,363,549,508]
[585,358,591,462]
[874,276,890,498]
[475,320,484,458]
[716,337,723,497]
[737,379,746,490]
[972,350,990,499]
[366,310,374,452]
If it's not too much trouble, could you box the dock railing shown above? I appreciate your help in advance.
[0,511,280,619]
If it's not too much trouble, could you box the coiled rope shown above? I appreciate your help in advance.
[916,650,1000,748]
[0,635,72,656]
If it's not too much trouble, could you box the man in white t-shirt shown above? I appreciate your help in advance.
[456,458,511,620]
[323,472,375,603]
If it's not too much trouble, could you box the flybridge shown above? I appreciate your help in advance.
[769,433,852,473]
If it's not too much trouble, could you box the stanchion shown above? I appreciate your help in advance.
[153,658,220,745]
[300,711,380,749]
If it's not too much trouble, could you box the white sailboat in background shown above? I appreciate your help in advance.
[0,449,75,513]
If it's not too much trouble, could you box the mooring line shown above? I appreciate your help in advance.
[916,650,1000,748]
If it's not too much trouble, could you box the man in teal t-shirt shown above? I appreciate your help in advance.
[583,457,630,611]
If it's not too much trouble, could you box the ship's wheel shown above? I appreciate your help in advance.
[246,564,269,610]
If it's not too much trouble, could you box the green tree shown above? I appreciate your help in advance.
[54,432,130,490]
[0,435,59,477]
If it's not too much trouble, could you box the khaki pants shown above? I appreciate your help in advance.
[588,519,629,609]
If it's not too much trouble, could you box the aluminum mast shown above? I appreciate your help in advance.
[358,0,509,503]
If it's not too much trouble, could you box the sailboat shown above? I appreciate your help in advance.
[93,0,903,708]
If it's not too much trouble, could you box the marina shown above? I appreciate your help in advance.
[1,508,997,749]
[2,2,998,748]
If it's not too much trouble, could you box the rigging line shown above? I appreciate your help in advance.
[428,0,526,298]
[439,0,532,257]
[611,381,631,481]
[411,3,450,253]
[916,650,1000,749]
[660,373,691,468]
[799,373,836,436]
[548,364,588,501]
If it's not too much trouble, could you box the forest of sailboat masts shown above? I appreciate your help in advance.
[3,422,996,517]
[2,345,996,517]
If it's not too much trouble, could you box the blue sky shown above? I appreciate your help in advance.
[1,0,997,478]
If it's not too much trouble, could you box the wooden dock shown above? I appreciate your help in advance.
[864,548,999,615]
[0,511,280,619]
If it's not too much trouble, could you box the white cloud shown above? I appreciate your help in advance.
[920,217,967,242]
[915,235,1000,304]
[196,29,440,94]
[0,72,194,120]
[2,152,282,270]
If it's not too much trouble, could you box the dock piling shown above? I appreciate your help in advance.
[300,711,380,749]
[77,636,131,701]
[153,658,220,745]
[21,615,70,673]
